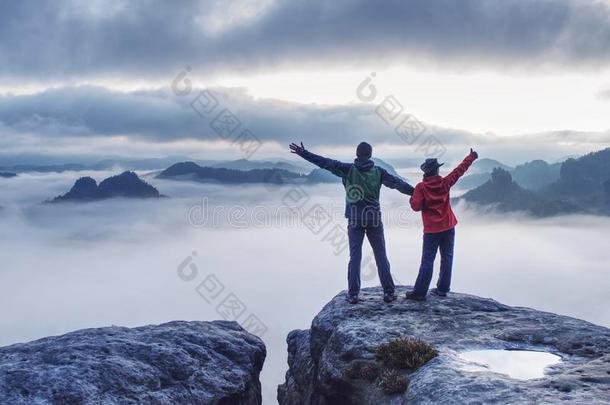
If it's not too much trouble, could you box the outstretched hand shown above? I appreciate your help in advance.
[289,142,306,155]
[470,148,479,160]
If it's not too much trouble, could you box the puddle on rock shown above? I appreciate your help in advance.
[459,350,561,380]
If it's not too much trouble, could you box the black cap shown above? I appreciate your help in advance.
[420,158,444,175]
[356,142,372,158]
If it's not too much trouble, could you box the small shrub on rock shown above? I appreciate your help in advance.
[359,363,380,382]
[378,369,408,394]
[376,336,438,370]
[342,360,380,382]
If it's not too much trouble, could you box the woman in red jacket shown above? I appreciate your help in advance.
[406,149,478,300]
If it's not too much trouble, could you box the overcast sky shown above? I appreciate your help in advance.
[1,0,610,164]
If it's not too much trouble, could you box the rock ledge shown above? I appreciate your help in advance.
[0,320,266,404]
[278,287,610,404]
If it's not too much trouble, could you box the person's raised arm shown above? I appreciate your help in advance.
[443,148,478,188]
[289,142,351,177]
[379,168,415,196]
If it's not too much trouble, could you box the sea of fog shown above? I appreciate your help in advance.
[1,171,609,404]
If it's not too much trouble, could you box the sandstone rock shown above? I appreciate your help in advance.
[0,320,266,404]
[278,287,610,404]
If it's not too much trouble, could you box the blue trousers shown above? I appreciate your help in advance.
[413,228,455,297]
[347,222,395,297]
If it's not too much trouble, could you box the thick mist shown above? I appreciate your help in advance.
[1,172,609,403]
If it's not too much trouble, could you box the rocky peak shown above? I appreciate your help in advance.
[490,167,513,185]
[97,171,161,198]
[159,161,203,177]
[65,176,99,199]
[52,171,162,202]
[278,287,610,404]
[0,321,266,404]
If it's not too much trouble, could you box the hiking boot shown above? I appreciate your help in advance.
[383,292,397,303]
[405,292,426,301]
[346,295,359,304]
[431,288,447,297]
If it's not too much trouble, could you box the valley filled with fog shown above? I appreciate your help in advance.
[1,171,609,403]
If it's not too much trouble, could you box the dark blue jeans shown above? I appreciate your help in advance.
[347,222,395,297]
[413,227,455,297]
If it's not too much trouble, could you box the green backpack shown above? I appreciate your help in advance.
[343,165,382,204]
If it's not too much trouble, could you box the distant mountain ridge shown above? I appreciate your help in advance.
[460,148,610,216]
[512,160,562,190]
[460,158,563,191]
[209,159,309,173]
[157,162,305,184]
[51,171,163,202]
[1,157,311,174]
[469,158,513,174]
[459,168,578,216]
[157,158,404,185]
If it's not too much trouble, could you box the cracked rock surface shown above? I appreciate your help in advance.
[0,320,266,404]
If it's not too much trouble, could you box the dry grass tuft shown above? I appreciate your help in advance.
[342,360,380,382]
[375,336,438,370]
[378,369,408,394]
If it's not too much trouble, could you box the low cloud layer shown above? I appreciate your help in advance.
[2,0,610,83]
[1,174,609,403]
[597,87,610,100]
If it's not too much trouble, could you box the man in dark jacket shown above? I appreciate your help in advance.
[290,141,414,304]
[406,149,478,301]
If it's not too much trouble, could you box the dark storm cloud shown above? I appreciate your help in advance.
[0,86,198,138]
[1,0,610,82]
[1,85,608,166]
[0,85,402,144]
